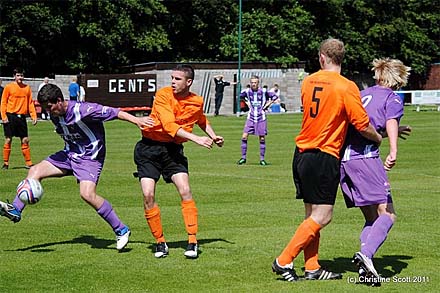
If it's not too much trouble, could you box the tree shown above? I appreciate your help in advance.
[299,0,440,87]
[0,0,170,75]
[219,1,316,67]
[1,0,438,88]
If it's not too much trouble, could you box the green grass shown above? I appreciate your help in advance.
[0,107,438,292]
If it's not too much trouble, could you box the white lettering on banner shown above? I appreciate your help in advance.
[148,79,156,92]
[118,79,126,92]
[108,79,156,93]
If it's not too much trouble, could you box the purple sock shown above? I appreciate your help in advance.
[259,141,266,161]
[96,200,125,232]
[12,196,25,212]
[360,221,373,247]
[241,139,247,159]
[361,215,394,258]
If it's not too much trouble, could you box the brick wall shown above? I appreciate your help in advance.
[424,64,440,90]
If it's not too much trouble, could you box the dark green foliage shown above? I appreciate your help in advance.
[0,0,438,87]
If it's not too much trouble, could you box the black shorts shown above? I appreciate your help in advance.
[292,147,340,205]
[3,113,28,138]
[134,137,188,183]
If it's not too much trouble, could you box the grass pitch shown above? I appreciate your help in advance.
[0,107,438,292]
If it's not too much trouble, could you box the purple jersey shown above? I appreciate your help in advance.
[240,88,278,122]
[51,101,120,162]
[342,85,403,161]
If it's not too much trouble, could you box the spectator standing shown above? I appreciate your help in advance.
[38,77,50,120]
[79,84,86,102]
[271,38,382,282]
[213,74,236,116]
[68,76,79,101]
[37,77,50,92]
[237,75,278,166]
[269,84,286,112]
[1,68,37,169]
[298,71,305,84]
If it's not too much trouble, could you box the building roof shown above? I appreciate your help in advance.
[126,61,306,72]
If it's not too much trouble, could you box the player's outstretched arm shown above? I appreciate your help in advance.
[117,111,154,129]
[176,128,214,149]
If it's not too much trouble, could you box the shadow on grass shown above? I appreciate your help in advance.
[317,254,412,277]
[8,235,133,252]
[8,236,233,255]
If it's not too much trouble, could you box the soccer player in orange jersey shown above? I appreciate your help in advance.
[134,64,224,259]
[1,68,37,169]
[272,39,383,281]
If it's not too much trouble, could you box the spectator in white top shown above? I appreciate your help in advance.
[38,77,50,119]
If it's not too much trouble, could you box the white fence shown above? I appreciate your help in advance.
[396,90,440,111]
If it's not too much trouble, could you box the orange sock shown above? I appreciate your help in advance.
[3,143,11,165]
[145,205,165,243]
[278,217,321,266]
[21,143,33,166]
[181,199,198,244]
[304,231,321,271]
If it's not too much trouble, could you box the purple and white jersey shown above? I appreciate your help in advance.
[240,88,278,122]
[51,101,120,162]
[342,85,403,161]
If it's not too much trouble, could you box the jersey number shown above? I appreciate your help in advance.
[362,95,373,107]
[310,87,322,118]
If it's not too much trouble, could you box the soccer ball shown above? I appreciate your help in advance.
[17,179,44,204]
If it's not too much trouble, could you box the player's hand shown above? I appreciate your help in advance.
[398,125,411,140]
[384,153,396,171]
[195,136,213,149]
[2,119,9,124]
[139,116,155,129]
[213,136,224,147]
[32,118,38,125]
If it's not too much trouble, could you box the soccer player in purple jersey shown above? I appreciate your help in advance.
[0,84,153,251]
[340,58,411,283]
[237,75,278,166]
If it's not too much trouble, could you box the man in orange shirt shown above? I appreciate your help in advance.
[272,39,383,281]
[1,68,37,169]
[134,64,224,259]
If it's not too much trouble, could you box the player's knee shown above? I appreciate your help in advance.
[143,190,155,202]
[378,211,396,223]
[388,212,397,222]
[320,217,332,227]
[79,191,95,203]
[178,185,192,199]
[22,137,30,144]
[311,213,332,227]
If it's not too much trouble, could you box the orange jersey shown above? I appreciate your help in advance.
[1,82,36,120]
[296,70,369,159]
[141,86,209,144]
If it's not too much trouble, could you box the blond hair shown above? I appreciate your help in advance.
[372,58,411,90]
